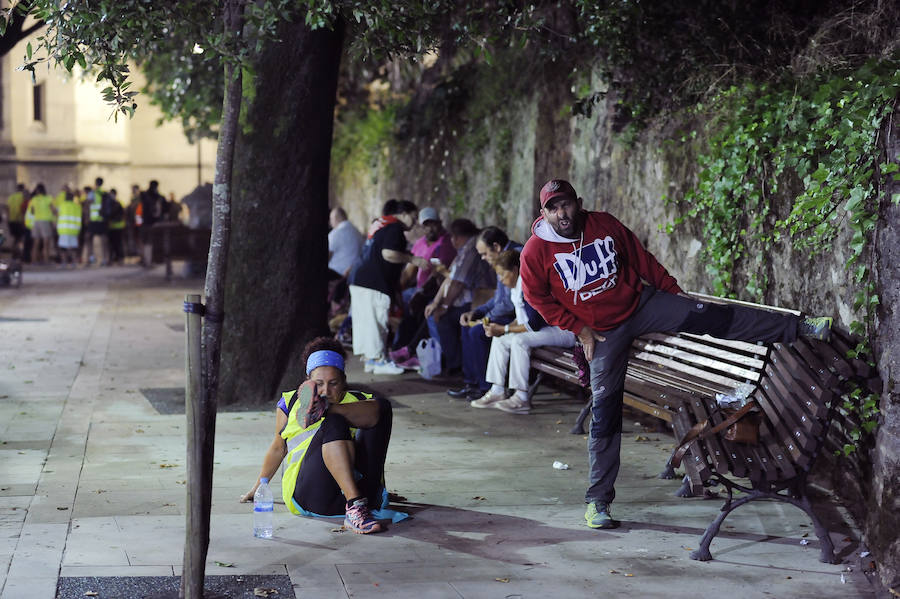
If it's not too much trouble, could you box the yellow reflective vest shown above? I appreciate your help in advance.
[57,201,82,236]
[279,388,371,514]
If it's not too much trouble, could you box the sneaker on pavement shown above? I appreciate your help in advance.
[344,499,383,534]
[493,397,531,414]
[447,384,477,399]
[364,359,376,373]
[799,316,833,342]
[389,346,410,363]
[470,390,506,408]
[584,501,619,529]
[372,360,404,375]
[397,356,420,370]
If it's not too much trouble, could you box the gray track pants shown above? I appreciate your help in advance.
[585,287,799,504]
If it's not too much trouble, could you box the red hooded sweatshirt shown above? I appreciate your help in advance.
[520,211,682,334]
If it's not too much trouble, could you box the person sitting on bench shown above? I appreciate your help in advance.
[469,250,576,414]
[240,337,404,534]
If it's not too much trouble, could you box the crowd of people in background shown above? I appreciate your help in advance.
[2,178,181,268]
[327,199,576,416]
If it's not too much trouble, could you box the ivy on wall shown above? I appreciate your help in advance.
[664,59,900,454]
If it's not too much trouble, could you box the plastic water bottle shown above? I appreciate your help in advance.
[253,478,274,539]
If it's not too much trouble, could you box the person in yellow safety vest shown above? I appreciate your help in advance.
[240,337,408,534]
[53,183,72,211]
[56,188,82,268]
[25,183,57,264]
[82,178,109,266]
[106,189,126,264]
[6,183,27,258]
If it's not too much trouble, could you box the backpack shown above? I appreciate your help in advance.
[105,194,124,221]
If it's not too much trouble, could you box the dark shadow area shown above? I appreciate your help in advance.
[141,387,264,415]
[379,502,613,565]
[354,376,461,398]
[57,575,294,599]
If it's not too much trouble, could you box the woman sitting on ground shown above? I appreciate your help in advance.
[469,250,576,414]
[240,337,401,533]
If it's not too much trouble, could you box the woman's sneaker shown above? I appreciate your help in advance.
[344,498,383,534]
[470,390,505,408]
[493,396,531,414]
[372,360,404,375]
[389,346,410,363]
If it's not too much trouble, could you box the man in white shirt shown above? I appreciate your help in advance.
[328,207,364,278]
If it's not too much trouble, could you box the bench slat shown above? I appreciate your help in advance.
[630,350,755,390]
[633,337,763,381]
[678,333,769,356]
[640,332,767,369]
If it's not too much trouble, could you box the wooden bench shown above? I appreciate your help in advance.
[525,294,878,562]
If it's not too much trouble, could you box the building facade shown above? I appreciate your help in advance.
[0,29,216,205]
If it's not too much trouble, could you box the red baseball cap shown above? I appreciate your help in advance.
[539,179,577,208]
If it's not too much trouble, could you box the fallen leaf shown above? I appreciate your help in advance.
[634,435,651,442]
[556,420,563,425]
[625,573,634,577]
[253,588,278,597]
[135,429,145,433]
[495,578,510,583]
[472,496,486,501]
[331,527,345,533]
[57,506,69,511]
[84,593,98,597]
[609,570,618,574]
[214,561,234,567]
[159,463,176,468]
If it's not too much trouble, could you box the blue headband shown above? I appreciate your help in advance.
[306,350,345,375]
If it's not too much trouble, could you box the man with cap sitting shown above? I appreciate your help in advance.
[240,337,405,533]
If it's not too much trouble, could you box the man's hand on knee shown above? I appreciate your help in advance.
[578,326,606,361]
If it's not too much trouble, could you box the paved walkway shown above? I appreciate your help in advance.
[0,265,875,598]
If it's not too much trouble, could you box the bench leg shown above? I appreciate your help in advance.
[570,390,591,435]
[798,492,838,564]
[657,459,677,480]
[674,475,703,497]
[526,372,544,404]
[690,492,754,561]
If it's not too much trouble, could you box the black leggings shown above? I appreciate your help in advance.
[293,398,393,516]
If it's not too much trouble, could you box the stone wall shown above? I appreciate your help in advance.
[330,60,899,590]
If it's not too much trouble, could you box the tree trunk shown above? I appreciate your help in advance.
[219,19,344,405]
[181,1,244,596]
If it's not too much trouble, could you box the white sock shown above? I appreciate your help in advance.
[515,390,529,402]
[490,384,505,396]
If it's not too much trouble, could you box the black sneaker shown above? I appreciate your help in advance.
[447,384,477,399]
[799,316,833,342]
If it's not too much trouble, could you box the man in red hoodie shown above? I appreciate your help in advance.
[520,179,833,530]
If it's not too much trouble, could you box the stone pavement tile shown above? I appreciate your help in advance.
[0,576,58,599]
[5,522,67,590]
[285,564,345,589]
[73,489,184,518]
[59,565,176,577]
[64,518,129,566]
[344,580,461,598]
[293,585,348,599]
